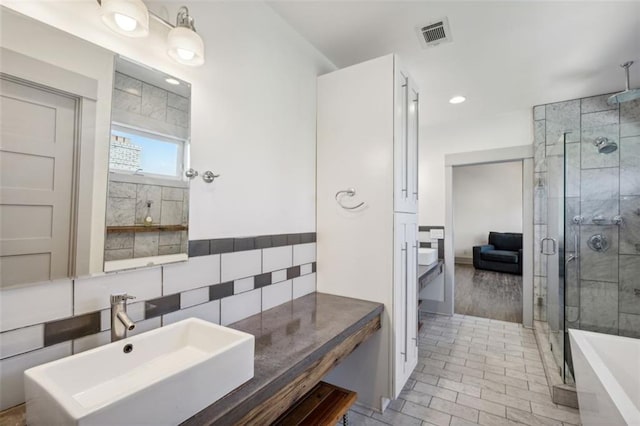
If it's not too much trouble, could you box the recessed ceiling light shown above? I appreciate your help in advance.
[165,78,180,85]
[449,96,466,104]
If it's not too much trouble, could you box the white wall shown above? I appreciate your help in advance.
[452,161,523,259]
[419,109,532,226]
[2,1,335,243]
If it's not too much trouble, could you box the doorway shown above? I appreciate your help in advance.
[443,146,535,328]
[452,160,523,322]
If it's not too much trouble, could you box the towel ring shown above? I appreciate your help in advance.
[335,188,365,210]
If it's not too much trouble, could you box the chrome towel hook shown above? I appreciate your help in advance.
[335,188,365,210]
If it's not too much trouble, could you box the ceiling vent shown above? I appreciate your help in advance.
[416,17,452,48]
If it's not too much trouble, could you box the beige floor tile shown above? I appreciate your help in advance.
[401,401,451,426]
[429,397,480,422]
[456,393,506,417]
[437,377,481,398]
[481,388,532,412]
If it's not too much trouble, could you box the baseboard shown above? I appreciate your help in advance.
[454,256,473,265]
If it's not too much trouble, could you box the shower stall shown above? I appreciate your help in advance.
[533,89,640,385]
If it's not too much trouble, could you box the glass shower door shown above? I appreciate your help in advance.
[543,135,567,378]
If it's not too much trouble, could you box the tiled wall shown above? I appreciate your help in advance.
[112,71,189,138]
[418,225,445,260]
[0,233,316,410]
[105,180,189,260]
[533,94,640,338]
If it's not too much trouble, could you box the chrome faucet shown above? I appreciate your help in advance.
[110,293,136,342]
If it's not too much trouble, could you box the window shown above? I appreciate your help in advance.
[109,125,186,179]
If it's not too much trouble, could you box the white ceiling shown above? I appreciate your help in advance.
[268,1,640,127]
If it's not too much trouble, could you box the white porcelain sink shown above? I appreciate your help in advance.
[25,318,254,426]
[418,247,438,265]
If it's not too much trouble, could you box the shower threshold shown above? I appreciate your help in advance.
[533,320,579,409]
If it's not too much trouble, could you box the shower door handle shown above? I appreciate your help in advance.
[540,237,557,255]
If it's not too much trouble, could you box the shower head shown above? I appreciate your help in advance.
[594,136,618,154]
[608,61,640,105]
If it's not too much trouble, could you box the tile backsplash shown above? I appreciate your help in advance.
[0,233,316,410]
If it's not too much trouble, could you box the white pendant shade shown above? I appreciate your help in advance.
[167,27,205,66]
[101,0,149,38]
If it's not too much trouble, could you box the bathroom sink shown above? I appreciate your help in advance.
[418,248,438,265]
[25,318,255,425]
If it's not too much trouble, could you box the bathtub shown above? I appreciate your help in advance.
[569,329,640,426]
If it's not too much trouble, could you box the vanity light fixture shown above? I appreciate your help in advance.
[449,95,466,104]
[165,77,181,85]
[167,7,205,66]
[100,0,149,38]
[98,1,205,67]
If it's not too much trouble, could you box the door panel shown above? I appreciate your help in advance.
[0,77,76,287]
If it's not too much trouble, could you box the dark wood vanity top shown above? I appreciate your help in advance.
[182,292,383,426]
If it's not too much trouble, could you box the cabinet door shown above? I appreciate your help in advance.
[407,79,419,211]
[394,69,418,214]
[393,213,419,397]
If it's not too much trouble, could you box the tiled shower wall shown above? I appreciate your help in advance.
[112,71,189,137]
[0,234,316,410]
[533,93,640,338]
[105,180,189,260]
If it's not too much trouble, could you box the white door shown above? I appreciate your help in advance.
[0,76,77,287]
[393,212,419,397]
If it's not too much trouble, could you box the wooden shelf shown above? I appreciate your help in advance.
[106,225,188,234]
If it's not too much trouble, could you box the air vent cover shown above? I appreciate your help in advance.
[416,17,452,48]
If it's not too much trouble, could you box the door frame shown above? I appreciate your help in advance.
[1,47,99,278]
[444,145,534,328]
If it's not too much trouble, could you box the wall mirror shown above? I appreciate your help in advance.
[0,7,191,287]
[104,56,191,272]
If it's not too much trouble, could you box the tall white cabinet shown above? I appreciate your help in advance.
[317,54,419,411]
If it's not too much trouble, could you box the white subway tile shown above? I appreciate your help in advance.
[300,263,313,275]
[234,277,254,294]
[293,243,316,265]
[220,289,261,326]
[163,300,220,325]
[163,255,220,295]
[262,280,292,311]
[74,268,162,315]
[0,342,71,410]
[127,302,146,323]
[129,317,161,337]
[0,279,72,332]
[73,331,110,354]
[293,273,316,299]
[100,309,110,331]
[221,250,261,282]
[272,269,287,284]
[0,325,44,359]
[262,246,293,272]
[180,287,210,309]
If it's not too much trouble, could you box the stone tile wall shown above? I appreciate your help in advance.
[533,94,640,339]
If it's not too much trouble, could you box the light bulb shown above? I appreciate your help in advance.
[114,13,137,32]
[449,96,466,104]
[177,49,195,61]
[165,78,180,85]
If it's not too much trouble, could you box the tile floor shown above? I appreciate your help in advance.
[346,313,581,426]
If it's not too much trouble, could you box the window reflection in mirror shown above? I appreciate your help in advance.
[104,56,191,272]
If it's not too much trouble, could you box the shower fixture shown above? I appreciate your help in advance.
[594,136,618,154]
[608,61,640,105]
